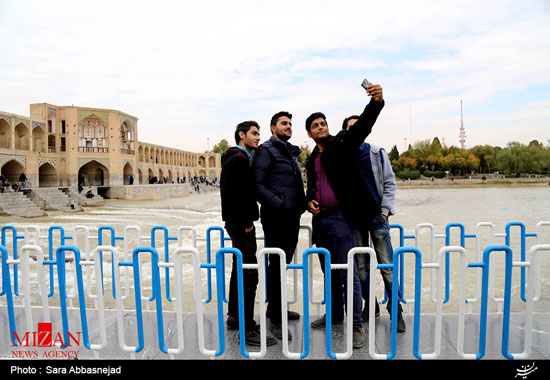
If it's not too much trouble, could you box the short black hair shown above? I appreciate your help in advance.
[342,115,360,130]
[270,111,292,128]
[305,112,327,132]
[234,121,260,144]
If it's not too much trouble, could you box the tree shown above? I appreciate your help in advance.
[212,139,229,154]
[397,156,417,169]
[389,145,399,161]
[470,145,497,173]
[297,144,311,168]
[430,137,443,153]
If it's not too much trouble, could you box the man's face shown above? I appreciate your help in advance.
[307,117,329,141]
[271,116,292,142]
[346,118,358,130]
[242,126,260,150]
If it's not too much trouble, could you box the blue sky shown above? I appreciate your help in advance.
[1,0,548,153]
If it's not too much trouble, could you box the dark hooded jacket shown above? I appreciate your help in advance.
[220,147,259,228]
[305,98,385,228]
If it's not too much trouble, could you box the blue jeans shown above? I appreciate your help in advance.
[312,211,363,326]
[357,215,403,314]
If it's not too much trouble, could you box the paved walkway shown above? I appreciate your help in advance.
[1,306,548,360]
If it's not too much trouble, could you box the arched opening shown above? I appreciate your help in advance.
[39,163,58,187]
[48,135,56,153]
[123,162,134,185]
[14,123,30,150]
[0,119,10,149]
[1,160,25,184]
[78,160,109,186]
[78,115,108,153]
[145,147,150,163]
[32,126,45,152]
[138,168,143,184]
[208,156,216,167]
[120,121,134,154]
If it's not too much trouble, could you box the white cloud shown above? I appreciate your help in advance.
[0,0,548,153]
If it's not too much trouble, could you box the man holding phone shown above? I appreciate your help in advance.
[305,82,384,349]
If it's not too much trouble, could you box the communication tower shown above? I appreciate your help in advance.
[459,100,466,149]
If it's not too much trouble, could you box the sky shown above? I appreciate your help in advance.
[1,0,549,154]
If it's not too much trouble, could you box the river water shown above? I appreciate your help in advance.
[1,184,549,315]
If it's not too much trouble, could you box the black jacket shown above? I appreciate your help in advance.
[252,136,306,221]
[306,99,385,228]
[220,147,259,228]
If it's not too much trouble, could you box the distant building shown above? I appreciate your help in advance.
[0,103,220,187]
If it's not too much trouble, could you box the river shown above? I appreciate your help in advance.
[1,184,549,315]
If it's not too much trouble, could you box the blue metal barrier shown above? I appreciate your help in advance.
[301,247,332,359]
[1,244,16,345]
[0,221,548,360]
[468,245,513,359]
[1,226,22,296]
[54,245,91,350]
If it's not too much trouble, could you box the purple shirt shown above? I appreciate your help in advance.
[315,154,339,209]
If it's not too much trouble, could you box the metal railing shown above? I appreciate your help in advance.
[1,221,549,359]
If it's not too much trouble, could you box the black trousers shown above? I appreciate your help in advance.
[226,224,259,333]
[262,215,301,324]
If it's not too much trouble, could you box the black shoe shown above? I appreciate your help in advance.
[269,321,292,341]
[362,301,380,320]
[390,312,406,333]
[353,326,365,349]
[237,329,278,347]
[267,310,301,321]
[310,315,343,329]
[287,310,300,320]
[226,316,239,330]
[397,313,406,333]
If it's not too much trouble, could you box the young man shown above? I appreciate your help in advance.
[305,84,384,349]
[251,111,306,340]
[220,120,276,346]
[342,116,406,333]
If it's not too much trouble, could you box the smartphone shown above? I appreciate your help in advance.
[361,79,372,90]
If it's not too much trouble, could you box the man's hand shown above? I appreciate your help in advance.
[245,225,254,233]
[308,200,320,216]
[367,84,383,104]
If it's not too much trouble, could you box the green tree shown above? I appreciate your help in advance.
[470,145,497,173]
[430,137,443,153]
[389,145,399,161]
[212,139,229,154]
[297,144,311,168]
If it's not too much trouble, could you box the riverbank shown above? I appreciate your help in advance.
[396,176,550,188]
[98,178,550,212]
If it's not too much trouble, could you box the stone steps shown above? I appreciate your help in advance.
[65,187,105,207]
[30,187,83,212]
[0,191,46,218]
